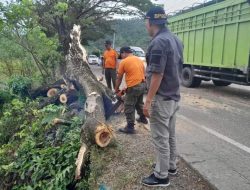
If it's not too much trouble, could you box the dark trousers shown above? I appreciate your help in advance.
[105,68,116,90]
[124,82,145,124]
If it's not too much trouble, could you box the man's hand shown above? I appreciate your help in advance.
[143,100,151,118]
[116,90,123,97]
[143,73,163,118]
[114,88,119,94]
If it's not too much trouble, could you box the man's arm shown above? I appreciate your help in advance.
[115,73,123,93]
[143,73,163,117]
[143,39,168,117]
[115,60,124,92]
[115,50,119,70]
[143,63,146,81]
[102,55,105,74]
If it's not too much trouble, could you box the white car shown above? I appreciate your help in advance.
[116,46,146,67]
[130,46,146,62]
[87,55,99,65]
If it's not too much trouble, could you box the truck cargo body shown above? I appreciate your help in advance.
[168,0,250,87]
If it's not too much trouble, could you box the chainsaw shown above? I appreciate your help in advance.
[105,88,126,119]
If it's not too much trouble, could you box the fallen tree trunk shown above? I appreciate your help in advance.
[65,25,115,180]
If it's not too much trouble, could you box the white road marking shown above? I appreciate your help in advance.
[178,114,250,154]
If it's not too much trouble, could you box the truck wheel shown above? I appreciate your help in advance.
[212,80,231,86]
[181,67,201,88]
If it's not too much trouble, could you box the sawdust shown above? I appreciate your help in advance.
[181,93,232,111]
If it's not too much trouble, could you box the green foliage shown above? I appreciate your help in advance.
[0,99,84,189]
[87,19,150,53]
[8,75,32,97]
[113,19,150,50]
[92,50,101,57]
[0,90,16,111]
[0,36,35,81]
[0,0,152,81]
[54,2,68,13]
[0,1,62,82]
[0,99,38,145]
[34,0,153,52]
[0,18,3,31]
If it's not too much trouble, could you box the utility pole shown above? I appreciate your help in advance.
[112,32,116,49]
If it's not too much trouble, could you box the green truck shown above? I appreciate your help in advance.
[168,0,250,87]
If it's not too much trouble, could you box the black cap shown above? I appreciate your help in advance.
[145,6,167,25]
[120,46,133,53]
[105,40,112,45]
[119,47,133,59]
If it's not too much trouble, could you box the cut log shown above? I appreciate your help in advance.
[60,84,67,89]
[47,88,58,97]
[95,124,114,148]
[80,92,114,146]
[52,118,73,126]
[38,88,66,109]
[31,79,66,98]
[59,94,67,104]
[59,90,78,105]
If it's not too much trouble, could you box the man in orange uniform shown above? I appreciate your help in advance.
[115,46,148,134]
[103,40,118,90]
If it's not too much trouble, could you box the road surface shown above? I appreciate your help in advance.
[177,82,250,190]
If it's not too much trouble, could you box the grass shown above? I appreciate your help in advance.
[88,140,123,189]
[113,171,136,189]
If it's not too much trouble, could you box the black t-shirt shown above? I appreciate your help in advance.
[146,27,183,101]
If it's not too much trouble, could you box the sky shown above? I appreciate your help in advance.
[0,0,208,15]
[0,0,207,13]
[152,0,206,13]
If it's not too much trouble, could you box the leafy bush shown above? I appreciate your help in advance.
[0,99,36,145]
[0,90,15,111]
[0,99,84,189]
[8,75,32,97]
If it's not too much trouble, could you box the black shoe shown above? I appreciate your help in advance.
[136,116,148,124]
[168,169,177,175]
[118,123,135,134]
[118,127,135,134]
[151,163,177,175]
[142,173,170,187]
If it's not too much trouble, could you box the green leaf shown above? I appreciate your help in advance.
[54,2,68,12]
[1,162,14,171]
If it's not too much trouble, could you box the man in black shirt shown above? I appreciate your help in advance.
[142,6,184,187]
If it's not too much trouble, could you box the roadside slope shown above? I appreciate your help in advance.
[90,114,214,190]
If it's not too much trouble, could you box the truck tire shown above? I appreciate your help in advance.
[212,80,231,86]
[181,67,202,88]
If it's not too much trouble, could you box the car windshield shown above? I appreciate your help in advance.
[89,55,97,58]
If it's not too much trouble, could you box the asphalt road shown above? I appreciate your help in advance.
[177,82,250,190]
[90,64,250,190]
